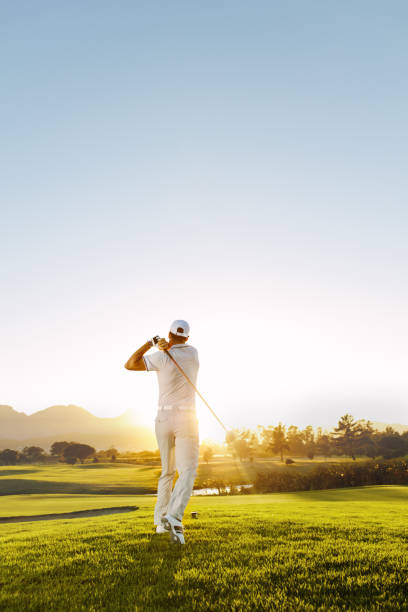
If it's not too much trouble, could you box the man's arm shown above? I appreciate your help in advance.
[124,341,152,371]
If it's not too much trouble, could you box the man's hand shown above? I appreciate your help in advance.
[157,338,169,351]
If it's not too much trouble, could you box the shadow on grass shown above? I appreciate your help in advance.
[0,469,40,477]
[137,466,161,472]
[0,505,139,523]
[75,464,141,470]
[0,479,155,496]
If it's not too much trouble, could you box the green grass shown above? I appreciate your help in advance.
[0,494,150,517]
[1,486,407,610]
[0,463,160,495]
[0,457,362,496]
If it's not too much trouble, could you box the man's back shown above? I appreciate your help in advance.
[144,344,199,409]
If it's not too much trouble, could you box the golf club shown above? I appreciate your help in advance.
[164,348,229,433]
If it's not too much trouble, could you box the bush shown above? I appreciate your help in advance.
[0,449,19,465]
[62,443,95,464]
[253,458,408,493]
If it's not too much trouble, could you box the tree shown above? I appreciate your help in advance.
[62,443,95,464]
[377,428,407,459]
[247,431,259,462]
[331,414,362,460]
[227,429,258,462]
[286,426,304,456]
[233,438,251,462]
[261,423,289,462]
[21,446,46,463]
[0,449,19,465]
[356,421,377,458]
[316,428,332,458]
[108,447,118,462]
[202,446,214,464]
[50,441,70,458]
[259,426,273,455]
[301,426,316,460]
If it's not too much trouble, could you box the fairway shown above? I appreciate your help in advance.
[0,464,160,495]
[0,494,147,519]
[0,458,365,496]
[1,486,407,611]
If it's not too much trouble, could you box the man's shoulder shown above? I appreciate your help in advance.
[185,344,198,354]
[176,344,199,360]
[168,344,199,358]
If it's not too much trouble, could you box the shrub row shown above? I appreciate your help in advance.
[253,458,408,493]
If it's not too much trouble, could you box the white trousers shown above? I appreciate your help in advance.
[154,408,199,525]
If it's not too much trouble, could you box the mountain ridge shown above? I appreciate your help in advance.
[0,405,156,452]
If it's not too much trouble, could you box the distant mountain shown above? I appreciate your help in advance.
[370,422,408,434]
[0,405,156,452]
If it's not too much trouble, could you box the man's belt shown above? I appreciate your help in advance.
[158,405,195,411]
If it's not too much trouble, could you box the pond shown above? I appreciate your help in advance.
[192,484,253,496]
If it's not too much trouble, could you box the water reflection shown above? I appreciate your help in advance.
[192,484,253,496]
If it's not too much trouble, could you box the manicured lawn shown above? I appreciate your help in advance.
[0,457,364,496]
[0,463,160,495]
[0,494,151,517]
[0,486,407,610]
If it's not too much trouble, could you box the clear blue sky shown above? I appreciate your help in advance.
[1,1,407,436]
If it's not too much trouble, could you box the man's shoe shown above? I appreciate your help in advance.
[155,524,167,534]
[162,514,185,545]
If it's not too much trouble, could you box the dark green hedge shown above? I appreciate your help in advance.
[254,458,408,493]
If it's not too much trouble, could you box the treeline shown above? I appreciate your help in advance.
[0,442,161,466]
[224,414,408,462]
[1,413,407,466]
[0,442,116,466]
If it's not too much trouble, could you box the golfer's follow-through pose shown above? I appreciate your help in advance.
[124,320,199,544]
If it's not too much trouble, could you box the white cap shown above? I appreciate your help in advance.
[170,319,190,338]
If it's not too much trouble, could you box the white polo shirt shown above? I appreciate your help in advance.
[143,344,199,410]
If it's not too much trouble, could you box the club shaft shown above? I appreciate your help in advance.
[164,350,228,432]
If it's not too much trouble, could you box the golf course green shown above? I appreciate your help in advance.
[1,485,407,610]
[0,457,366,496]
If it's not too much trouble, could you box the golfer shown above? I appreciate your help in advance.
[124,320,199,544]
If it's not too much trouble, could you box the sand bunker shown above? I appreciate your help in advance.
[0,505,139,524]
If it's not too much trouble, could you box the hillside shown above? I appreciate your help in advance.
[370,421,408,434]
[0,405,156,452]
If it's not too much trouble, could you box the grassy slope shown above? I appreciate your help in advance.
[1,486,407,611]
[0,494,150,517]
[0,464,161,495]
[0,458,364,496]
